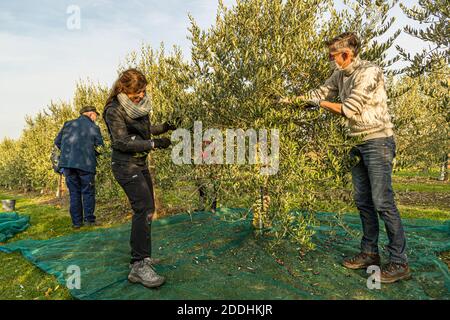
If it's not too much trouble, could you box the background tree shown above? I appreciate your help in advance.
[396,0,449,77]
[390,67,449,172]
[185,0,401,250]
[395,0,449,180]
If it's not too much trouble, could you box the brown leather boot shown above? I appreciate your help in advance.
[380,262,411,283]
[342,252,381,270]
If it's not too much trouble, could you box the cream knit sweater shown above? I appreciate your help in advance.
[303,57,394,141]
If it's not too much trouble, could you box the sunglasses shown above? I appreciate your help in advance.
[128,89,147,98]
[329,51,346,61]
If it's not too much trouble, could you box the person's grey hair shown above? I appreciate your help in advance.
[326,32,361,56]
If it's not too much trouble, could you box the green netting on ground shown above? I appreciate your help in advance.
[0,212,30,243]
[0,208,448,300]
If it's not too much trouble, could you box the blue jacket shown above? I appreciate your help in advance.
[55,115,104,174]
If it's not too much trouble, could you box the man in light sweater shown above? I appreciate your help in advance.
[280,32,411,284]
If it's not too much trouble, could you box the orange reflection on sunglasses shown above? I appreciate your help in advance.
[329,52,343,61]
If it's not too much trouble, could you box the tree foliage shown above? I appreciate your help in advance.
[396,0,449,76]
[174,0,400,249]
[390,66,449,170]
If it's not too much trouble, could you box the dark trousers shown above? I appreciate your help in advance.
[351,136,408,264]
[112,162,155,264]
[63,168,96,226]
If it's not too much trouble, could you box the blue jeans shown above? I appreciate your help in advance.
[350,136,408,264]
[63,168,96,226]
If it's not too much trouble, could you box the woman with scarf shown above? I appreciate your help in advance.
[104,68,176,288]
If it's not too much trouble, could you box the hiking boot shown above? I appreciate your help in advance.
[128,260,165,288]
[129,257,162,269]
[380,262,411,284]
[144,257,162,266]
[72,224,83,229]
[343,252,381,270]
[85,221,99,227]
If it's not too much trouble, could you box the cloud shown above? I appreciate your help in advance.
[0,1,237,139]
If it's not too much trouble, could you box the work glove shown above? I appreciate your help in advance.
[151,138,171,149]
[287,95,320,110]
[276,96,316,108]
[305,97,321,109]
[163,122,177,132]
[164,116,182,131]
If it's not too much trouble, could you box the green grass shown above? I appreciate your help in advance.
[393,182,450,193]
[322,203,450,221]
[0,192,119,300]
[393,169,441,178]
[392,171,449,219]
[0,170,448,300]
[397,205,450,221]
[392,168,450,192]
[0,193,74,299]
[0,253,72,300]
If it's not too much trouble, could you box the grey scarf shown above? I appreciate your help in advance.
[117,93,153,119]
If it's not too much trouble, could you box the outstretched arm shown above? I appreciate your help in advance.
[150,123,176,136]
[319,101,343,115]
[317,66,383,117]
[150,118,179,136]
[280,71,340,108]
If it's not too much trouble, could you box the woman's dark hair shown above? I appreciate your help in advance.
[326,32,361,56]
[105,68,148,106]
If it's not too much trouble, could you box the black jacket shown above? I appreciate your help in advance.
[55,115,104,173]
[104,97,169,165]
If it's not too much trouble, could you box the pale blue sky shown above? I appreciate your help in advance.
[0,0,426,139]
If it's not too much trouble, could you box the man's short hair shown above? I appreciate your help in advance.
[326,32,361,56]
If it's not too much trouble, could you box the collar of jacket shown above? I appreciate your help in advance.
[342,56,362,76]
[80,114,94,123]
